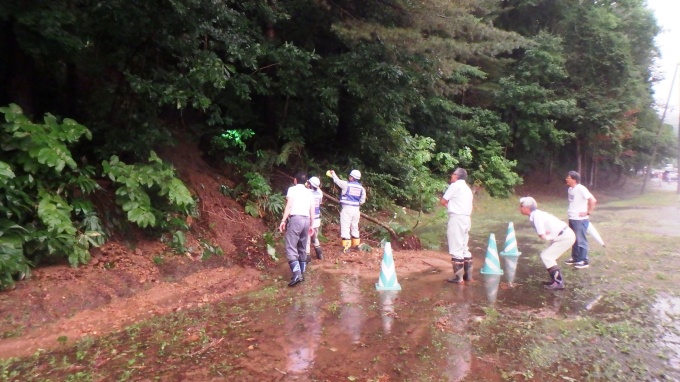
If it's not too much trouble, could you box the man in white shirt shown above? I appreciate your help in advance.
[279,172,315,287]
[565,171,597,269]
[440,168,474,283]
[520,197,576,290]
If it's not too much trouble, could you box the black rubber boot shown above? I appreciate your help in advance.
[299,254,310,281]
[288,261,303,287]
[463,258,474,282]
[447,260,465,283]
[314,246,324,260]
[544,266,565,290]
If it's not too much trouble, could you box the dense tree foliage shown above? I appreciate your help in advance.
[497,0,671,185]
[0,0,674,282]
[1,0,669,189]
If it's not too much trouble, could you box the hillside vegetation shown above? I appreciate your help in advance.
[0,0,676,285]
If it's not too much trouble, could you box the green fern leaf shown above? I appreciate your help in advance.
[244,201,260,217]
[37,193,76,235]
[0,162,15,184]
[168,179,193,206]
[127,208,156,228]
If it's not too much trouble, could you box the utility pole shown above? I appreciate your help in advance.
[677,64,680,194]
[642,63,679,194]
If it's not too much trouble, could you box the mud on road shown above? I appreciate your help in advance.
[2,182,680,381]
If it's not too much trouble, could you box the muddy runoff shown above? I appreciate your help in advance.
[4,249,680,381]
[5,189,680,381]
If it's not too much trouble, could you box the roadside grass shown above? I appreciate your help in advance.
[393,183,680,381]
[464,186,680,381]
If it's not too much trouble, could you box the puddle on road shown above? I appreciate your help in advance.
[261,269,489,381]
[654,295,680,374]
[211,255,590,381]
[9,249,677,381]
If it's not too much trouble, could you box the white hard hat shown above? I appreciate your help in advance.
[349,170,361,180]
[309,176,321,189]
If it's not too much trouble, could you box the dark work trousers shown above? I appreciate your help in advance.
[285,215,310,263]
[568,219,589,262]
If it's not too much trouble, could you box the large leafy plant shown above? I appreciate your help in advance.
[102,151,195,229]
[0,104,104,286]
[0,104,195,288]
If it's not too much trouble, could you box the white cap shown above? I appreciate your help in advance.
[309,176,320,189]
[349,169,361,180]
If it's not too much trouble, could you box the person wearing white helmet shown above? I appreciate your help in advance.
[305,176,324,260]
[328,169,366,252]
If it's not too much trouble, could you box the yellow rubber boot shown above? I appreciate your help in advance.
[342,239,351,253]
[351,238,361,250]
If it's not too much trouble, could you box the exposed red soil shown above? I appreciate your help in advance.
[0,135,439,359]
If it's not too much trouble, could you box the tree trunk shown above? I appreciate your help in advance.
[4,20,35,117]
[546,147,554,184]
[335,87,352,148]
[589,155,596,189]
[65,62,79,118]
[263,21,278,136]
[576,138,582,175]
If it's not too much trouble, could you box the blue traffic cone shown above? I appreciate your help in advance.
[480,233,504,275]
[500,222,521,257]
[375,242,401,291]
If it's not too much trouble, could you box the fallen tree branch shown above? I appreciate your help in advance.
[321,192,400,243]
[274,169,401,244]
[189,337,224,357]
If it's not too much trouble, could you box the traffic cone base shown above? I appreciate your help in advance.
[376,242,402,291]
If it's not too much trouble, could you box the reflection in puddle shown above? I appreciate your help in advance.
[482,274,501,303]
[444,288,472,381]
[585,294,603,310]
[653,295,680,375]
[502,255,519,286]
[339,274,365,344]
[285,292,323,374]
[378,291,398,334]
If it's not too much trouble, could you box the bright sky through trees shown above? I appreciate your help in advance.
[648,0,680,129]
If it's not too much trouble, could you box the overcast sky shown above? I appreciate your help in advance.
[647,0,680,130]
